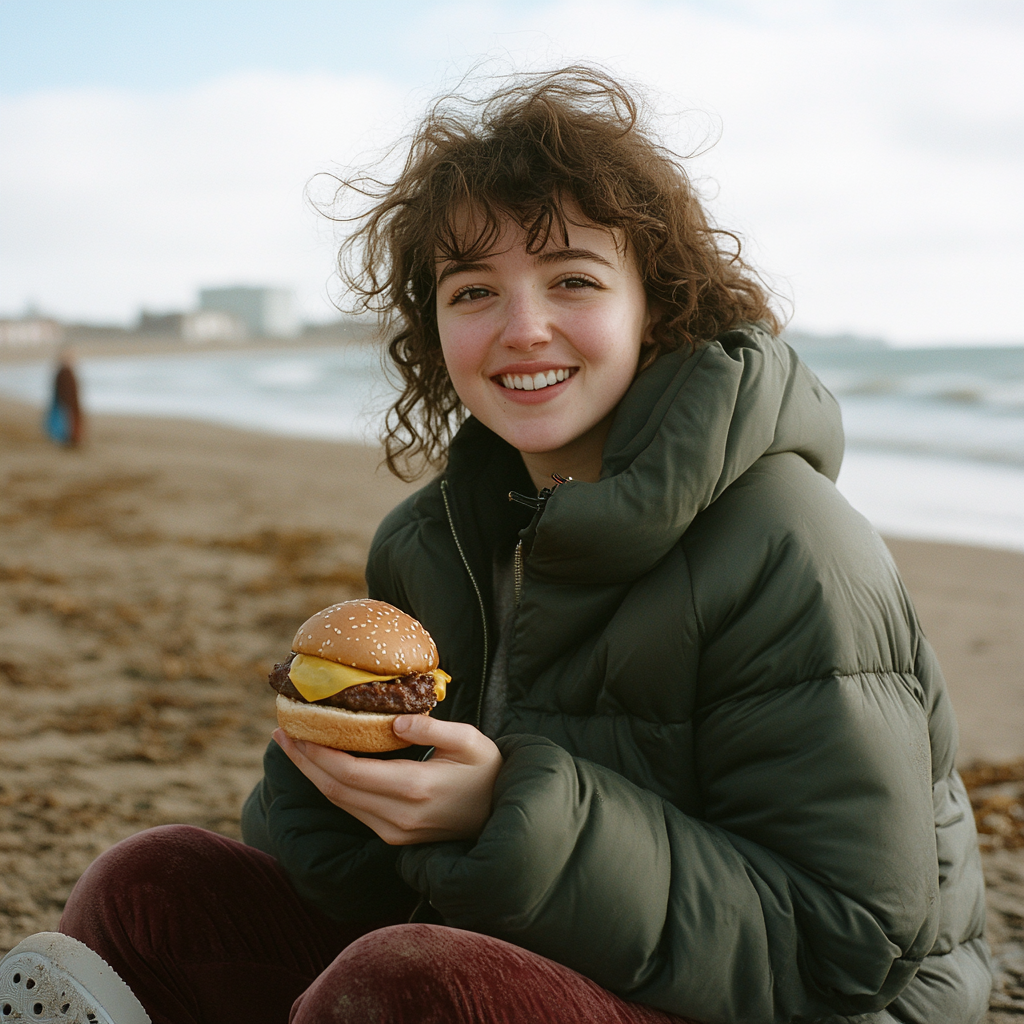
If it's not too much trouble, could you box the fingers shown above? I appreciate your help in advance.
[273,730,448,843]
[274,728,456,828]
[272,724,504,846]
[275,733,414,842]
[274,728,414,802]
[273,729,363,806]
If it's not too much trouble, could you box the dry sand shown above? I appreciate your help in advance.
[1,396,1022,1019]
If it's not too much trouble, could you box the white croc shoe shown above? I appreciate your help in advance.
[0,933,150,1024]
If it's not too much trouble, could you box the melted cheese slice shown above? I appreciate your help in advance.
[288,653,449,703]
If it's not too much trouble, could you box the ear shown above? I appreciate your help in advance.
[641,300,663,348]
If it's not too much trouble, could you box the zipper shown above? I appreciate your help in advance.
[441,479,490,730]
[507,473,569,610]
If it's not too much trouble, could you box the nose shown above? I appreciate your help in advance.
[498,289,551,351]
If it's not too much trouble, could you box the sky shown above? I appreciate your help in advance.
[1,0,1022,345]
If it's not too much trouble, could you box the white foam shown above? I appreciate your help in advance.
[837,450,1024,551]
[0,347,389,444]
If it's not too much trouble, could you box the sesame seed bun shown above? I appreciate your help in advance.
[291,599,438,676]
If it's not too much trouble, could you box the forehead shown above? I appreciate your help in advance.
[435,202,628,267]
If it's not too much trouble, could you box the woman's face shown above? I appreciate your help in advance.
[435,211,653,485]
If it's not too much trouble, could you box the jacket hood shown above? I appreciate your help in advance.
[526,324,844,585]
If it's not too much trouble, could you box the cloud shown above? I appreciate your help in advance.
[418,0,1024,340]
[1,0,1021,342]
[0,72,408,323]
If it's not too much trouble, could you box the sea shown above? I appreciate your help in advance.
[1,340,1022,551]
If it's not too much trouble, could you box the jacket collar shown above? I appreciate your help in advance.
[443,325,844,588]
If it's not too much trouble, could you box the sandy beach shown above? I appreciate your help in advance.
[1,396,1022,1019]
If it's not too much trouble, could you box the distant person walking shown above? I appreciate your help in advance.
[46,351,83,446]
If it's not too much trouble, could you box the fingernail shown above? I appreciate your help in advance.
[393,716,411,733]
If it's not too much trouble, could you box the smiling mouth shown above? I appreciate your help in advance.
[497,368,576,391]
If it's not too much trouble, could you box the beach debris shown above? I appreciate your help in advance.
[962,759,1024,851]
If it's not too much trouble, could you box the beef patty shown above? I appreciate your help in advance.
[268,652,438,715]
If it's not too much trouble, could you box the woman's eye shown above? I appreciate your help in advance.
[557,275,600,290]
[450,285,491,304]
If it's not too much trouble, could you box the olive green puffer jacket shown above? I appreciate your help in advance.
[243,326,991,1023]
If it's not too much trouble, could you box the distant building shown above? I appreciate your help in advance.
[138,310,246,344]
[198,286,299,338]
[0,317,65,347]
[182,310,247,343]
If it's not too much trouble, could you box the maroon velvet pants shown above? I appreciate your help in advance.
[59,825,693,1024]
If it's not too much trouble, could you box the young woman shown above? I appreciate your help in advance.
[1,68,990,1024]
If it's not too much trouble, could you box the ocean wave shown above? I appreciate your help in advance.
[799,344,1024,412]
[817,369,1024,410]
[836,451,1024,552]
[844,438,1024,468]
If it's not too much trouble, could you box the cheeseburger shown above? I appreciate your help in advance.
[269,599,450,752]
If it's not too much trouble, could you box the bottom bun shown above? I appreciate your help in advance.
[275,693,419,753]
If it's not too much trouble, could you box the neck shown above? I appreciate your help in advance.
[518,415,613,492]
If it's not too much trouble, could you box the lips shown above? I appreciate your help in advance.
[497,368,576,391]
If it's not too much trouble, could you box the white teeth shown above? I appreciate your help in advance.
[501,369,573,391]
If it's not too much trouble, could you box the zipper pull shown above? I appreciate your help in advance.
[508,490,547,510]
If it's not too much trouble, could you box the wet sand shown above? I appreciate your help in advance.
[1,396,1022,1018]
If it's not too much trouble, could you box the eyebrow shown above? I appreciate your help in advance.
[437,261,492,286]
[436,248,616,286]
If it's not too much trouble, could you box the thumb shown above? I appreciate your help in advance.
[393,714,489,761]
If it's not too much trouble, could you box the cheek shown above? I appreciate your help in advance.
[580,309,646,381]
[438,324,485,400]
[600,355,642,411]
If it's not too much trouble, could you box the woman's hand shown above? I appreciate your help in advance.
[273,716,503,846]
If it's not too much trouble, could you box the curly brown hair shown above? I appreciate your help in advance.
[331,65,781,479]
